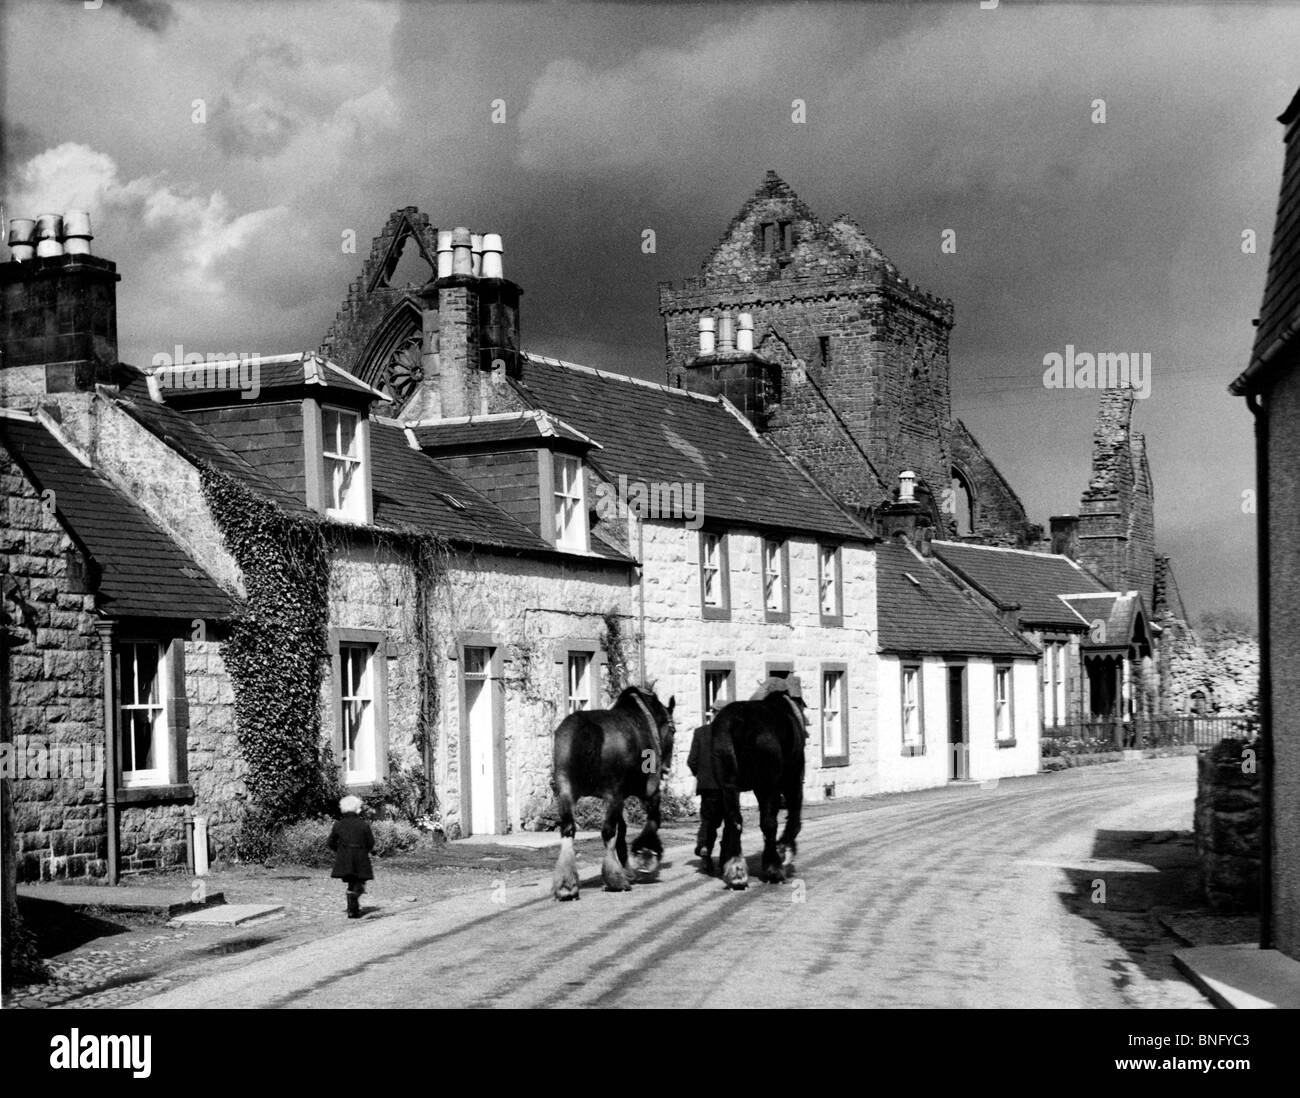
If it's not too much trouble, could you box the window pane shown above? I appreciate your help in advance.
[337,412,357,457]
[822,671,844,756]
[464,646,490,677]
[567,653,591,712]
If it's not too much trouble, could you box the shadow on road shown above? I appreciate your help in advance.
[1055,828,1211,1001]
[17,896,132,957]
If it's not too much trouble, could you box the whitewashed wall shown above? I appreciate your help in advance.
[636,517,879,802]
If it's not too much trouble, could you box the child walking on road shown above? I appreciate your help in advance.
[327,795,375,919]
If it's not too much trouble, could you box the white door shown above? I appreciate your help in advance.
[464,647,497,835]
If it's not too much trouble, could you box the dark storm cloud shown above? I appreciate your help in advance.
[4,0,1295,619]
[113,0,176,34]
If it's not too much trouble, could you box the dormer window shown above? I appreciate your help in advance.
[552,453,588,551]
[319,404,371,523]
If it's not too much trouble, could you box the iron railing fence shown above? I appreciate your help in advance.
[1041,716,1253,754]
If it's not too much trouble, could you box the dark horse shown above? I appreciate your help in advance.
[711,690,806,888]
[551,685,676,900]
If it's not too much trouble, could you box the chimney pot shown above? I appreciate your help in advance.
[436,229,454,279]
[737,312,754,352]
[8,218,36,261]
[481,233,503,279]
[717,312,736,352]
[451,226,473,276]
[62,209,92,255]
[698,316,716,355]
[899,470,917,502]
[35,213,64,258]
[470,233,484,278]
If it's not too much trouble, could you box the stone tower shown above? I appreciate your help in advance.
[1074,386,1156,603]
[658,171,1036,542]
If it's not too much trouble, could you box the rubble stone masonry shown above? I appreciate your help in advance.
[3,449,105,880]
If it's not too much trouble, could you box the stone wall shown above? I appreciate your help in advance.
[949,419,1038,546]
[115,640,244,873]
[3,447,107,880]
[327,541,634,836]
[1194,739,1260,912]
[1266,360,1300,960]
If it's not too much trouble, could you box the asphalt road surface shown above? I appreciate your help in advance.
[129,757,1211,1009]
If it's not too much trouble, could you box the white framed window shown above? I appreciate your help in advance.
[553,454,586,550]
[702,665,734,719]
[323,406,365,521]
[821,668,847,764]
[1042,642,1068,728]
[902,663,924,756]
[119,642,169,787]
[763,538,789,620]
[1054,645,1068,727]
[566,652,594,713]
[995,664,1015,743]
[818,544,842,621]
[700,531,729,617]
[340,644,378,783]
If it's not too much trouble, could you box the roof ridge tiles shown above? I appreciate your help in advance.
[521,351,719,403]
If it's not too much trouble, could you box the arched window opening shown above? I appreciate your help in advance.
[949,469,975,537]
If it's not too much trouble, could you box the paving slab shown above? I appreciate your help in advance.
[449,830,601,849]
[169,904,285,928]
[1173,944,1300,1009]
[18,881,225,917]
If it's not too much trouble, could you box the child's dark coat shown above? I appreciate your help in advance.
[327,815,375,881]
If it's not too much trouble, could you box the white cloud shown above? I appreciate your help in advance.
[6,141,287,296]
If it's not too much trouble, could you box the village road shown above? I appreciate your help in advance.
[129,757,1211,1008]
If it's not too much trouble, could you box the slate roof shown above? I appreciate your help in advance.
[1233,85,1300,395]
[0,414,235,621]
[931,541,1108,629]
[369,421,629,558]
[116,367,627,562]
[875,541,1037,657]
[150,352,387,402]
[1062,592,1151,651]
[410,410,596,454]
[512,353,872,541]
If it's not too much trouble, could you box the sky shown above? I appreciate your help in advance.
[2,0,1297,622]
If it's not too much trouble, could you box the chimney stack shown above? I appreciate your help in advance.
[416,223,522,419]
[1050,515,1080,557]
[3,208,119,395]
[881,471,931,553]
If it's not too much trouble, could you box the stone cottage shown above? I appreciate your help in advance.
[1229,82,1300,959]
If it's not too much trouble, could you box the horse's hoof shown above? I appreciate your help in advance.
[722,857,749,890]
[632,850,661,881]
[762,864,785,885]
[553,837,580,900]
[602,849,632,891]
[699,855,715,875]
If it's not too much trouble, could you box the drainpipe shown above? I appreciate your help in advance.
[636,514,647,686]
[1246,391,1273,951]
[95,620,119,885]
